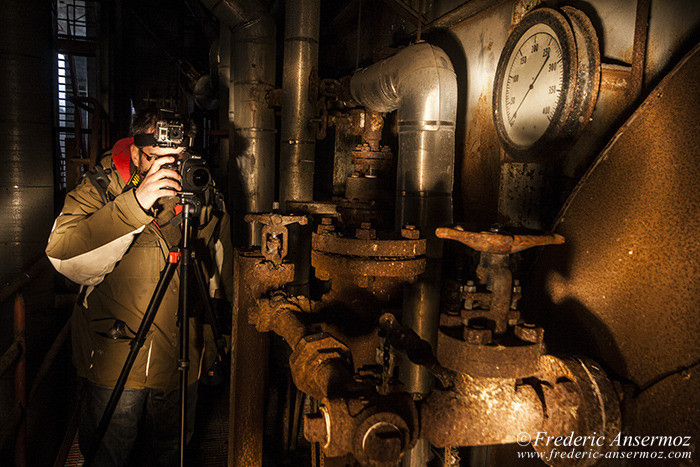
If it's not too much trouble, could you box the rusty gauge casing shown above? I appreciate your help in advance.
[492,7,601,160]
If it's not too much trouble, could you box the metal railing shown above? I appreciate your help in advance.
[0,257,71,467]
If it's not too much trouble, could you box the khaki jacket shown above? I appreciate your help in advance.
[46,138,233,392]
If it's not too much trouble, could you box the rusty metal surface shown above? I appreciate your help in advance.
[250,293,421,464]
[532,44,700,435]
[629,0,650,101]
[561,6,602,139]
[312,232,426,258]
[230,250,294,467]
[420,356,620,454]
[436,227,564,254]
[312,251,426,279]
[436,329,544,378]
[289,332,354,401]
[379,313,454,388]
[306,394,419,465]
[244,213,308,266]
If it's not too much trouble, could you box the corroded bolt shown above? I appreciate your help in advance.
[464,325,492,345]
[513,279,522,294]
[317,217,336,235]
[356,223,376,239]
[400,224,420,240]
[354,275,374,288]
[514,323,544,343]
[304,412,328,445]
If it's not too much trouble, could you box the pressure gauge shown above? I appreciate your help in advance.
[492,7,600,160]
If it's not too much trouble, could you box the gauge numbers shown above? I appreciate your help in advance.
[492,7,600,160]
[502,25,564,147]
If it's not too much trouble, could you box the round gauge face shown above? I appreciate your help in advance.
[492,7,600,161]
[501,24,564,147]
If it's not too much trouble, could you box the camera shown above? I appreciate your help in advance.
[163,153,211,193]
[155,121,185,146]
[133,115,193,149]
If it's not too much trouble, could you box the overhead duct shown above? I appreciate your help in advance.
[201,0,276,246]
[279,0,320,206]
[350,41,457,466]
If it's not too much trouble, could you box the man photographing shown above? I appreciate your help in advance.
[46,108,233,466]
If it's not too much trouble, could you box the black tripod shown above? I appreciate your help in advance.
[84,194,228,466]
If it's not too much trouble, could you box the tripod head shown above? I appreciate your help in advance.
[179,192,204,219]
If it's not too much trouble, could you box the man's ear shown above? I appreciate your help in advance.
[130,144,140,168]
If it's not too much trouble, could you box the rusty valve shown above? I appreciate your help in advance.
[245,213,309,266]
[435,226,564,336]
[435,227,564,254]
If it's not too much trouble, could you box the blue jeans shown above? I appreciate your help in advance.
[78,380,198,467]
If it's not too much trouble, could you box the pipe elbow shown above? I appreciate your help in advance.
[201,0,273,38]
[350,42,458,129]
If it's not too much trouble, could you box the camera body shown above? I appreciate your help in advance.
[163,153,211,193]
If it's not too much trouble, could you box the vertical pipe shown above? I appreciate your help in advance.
[230,251,294,467]
[229,17,276,246]
[350,43,457,467]
[0,0,54,299]
[279,0,321,207]
[630,0,650,101]
[279,0,321,296]
[216,27,231,198]
[14,293,26,467]
[200,0,277,247]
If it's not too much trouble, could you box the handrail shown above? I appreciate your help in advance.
[0,257,50,305]
[0,341,20,378]
[0,257,72,467]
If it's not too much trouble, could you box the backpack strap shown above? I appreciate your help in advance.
[84,165,115,204]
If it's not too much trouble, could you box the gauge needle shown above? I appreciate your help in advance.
[509,52,550,125]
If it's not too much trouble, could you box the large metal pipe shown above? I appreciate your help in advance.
[279,0,320,206]
[0,0,54,290]
[215,27,231,198]
[201,0,276,246]
[350,42,457,466]
[350,42,457,240]
[420,357,621,452]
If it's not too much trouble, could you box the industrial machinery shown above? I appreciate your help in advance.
[216,16,632,462]
[4,0,695,466]
[202,0,699,464]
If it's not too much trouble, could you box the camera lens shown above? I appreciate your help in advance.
[191,168,210,188]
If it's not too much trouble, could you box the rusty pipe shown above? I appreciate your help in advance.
[279,0,321,206]
[14,293,26,467]
[420,357,621,456]
[350,43,457,465]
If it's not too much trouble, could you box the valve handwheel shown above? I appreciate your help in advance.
[435,226,564,254]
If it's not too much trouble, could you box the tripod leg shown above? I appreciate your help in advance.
[178,202,194,466]
[84,255,179,466]
[191,258,228,360]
